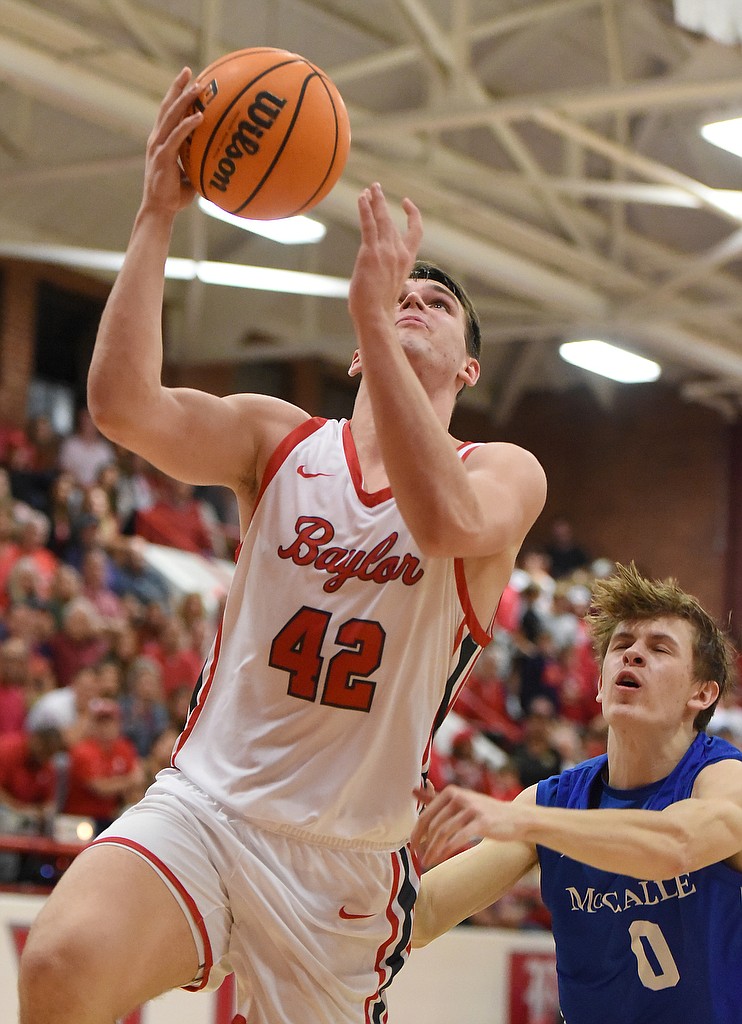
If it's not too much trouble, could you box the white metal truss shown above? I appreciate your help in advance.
[0,0,741,414]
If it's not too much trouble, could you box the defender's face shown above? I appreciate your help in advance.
[597,616,702,728]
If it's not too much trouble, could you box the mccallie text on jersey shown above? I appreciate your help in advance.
[566,873,696,914]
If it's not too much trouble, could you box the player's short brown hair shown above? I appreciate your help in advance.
[585,561,736,731]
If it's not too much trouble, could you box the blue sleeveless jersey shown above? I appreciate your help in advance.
[536,732,742,1024]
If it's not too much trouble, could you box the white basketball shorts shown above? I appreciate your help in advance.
[92,769,419,1024]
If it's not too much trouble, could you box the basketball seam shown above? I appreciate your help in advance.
[292,73,342,217]
[230,71,328,217]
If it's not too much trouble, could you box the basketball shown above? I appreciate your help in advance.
[180,47,351,220]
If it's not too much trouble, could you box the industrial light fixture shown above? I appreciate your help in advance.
[0,243,349,298]
[198,197,327,243]
[700,116,742,159]
[190,260,348,297]
[559,340,661,383]
[673,0,742,45]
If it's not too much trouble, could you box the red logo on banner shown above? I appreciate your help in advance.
[10,924,29,960]
[509,951,559,1024]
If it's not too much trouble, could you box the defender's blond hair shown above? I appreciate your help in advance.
[585,562,736,731]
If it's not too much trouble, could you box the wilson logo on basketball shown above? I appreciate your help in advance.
[209,91,287,193]
[195,78,219,110]
[277,515,424,593]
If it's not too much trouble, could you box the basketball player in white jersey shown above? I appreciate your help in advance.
[18,69,546,1024]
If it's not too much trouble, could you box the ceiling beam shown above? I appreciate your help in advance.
[0,34,160,138]
[349,73,742,138]
[391,0,594,249]
[330,0,608,84]
[532,108,742,225]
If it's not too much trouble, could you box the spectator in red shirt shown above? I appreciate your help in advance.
[4,516,59,603]
[0,725,65,816]
[142,615,202,697]
[48,597,109,688]
[0,637,32,735]
[135,477,218,556]
[0,724,66,883]
[0,508,19,610]
[63,699,144,833]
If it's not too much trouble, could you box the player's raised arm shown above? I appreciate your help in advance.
[414,762,742,880]
[87,69,308,495]
[347,183,545,561]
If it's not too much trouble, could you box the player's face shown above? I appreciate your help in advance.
[597,616,715,730]
[393,278,479,392]
[349,279,479,392]
[395,279,466,355]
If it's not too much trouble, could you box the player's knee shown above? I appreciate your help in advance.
[19,927,110,1019]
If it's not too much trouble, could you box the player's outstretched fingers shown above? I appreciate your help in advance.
[401,197,423,259]
[356,187,379,243]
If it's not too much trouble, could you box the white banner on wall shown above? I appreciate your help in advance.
[0,892,557,1024]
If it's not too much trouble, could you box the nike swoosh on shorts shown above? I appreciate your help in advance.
[338,906,375,920]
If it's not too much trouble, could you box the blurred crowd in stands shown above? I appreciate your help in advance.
[0,409,236,886]
[1,409,741,930]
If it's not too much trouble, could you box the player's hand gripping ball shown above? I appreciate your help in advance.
[180,47,351,220]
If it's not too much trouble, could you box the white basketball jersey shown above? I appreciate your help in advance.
[172,418,491,849]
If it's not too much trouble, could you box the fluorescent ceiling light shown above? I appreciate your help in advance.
[195,260,348,297]
[674,0,742,45]
[701,116,742,159]
[198,197,326,244]
[0,243,349,298]
[559,340,661,383]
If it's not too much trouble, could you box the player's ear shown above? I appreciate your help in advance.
[348,349,362,378]
[596,674,604,703]
[689,679,719,713]
[458,357,480,390]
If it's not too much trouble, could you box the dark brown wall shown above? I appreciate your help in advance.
[0,262,109,425]
[454,384,730,622]
[0,266,37,424]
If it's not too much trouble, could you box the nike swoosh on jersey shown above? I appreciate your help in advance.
[338,905,375,920]
[297,464,334,478]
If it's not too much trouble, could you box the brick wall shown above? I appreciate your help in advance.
[453,385,731,622]
[0,265,37,425]
[0,261,109,427]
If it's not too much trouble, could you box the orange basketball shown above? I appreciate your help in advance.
[180,47,351,220]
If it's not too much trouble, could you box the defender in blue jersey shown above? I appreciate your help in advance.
[412,562,742,1024]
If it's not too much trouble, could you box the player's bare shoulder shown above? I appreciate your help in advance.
[460,439,547,536]
[225,391,312,506]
